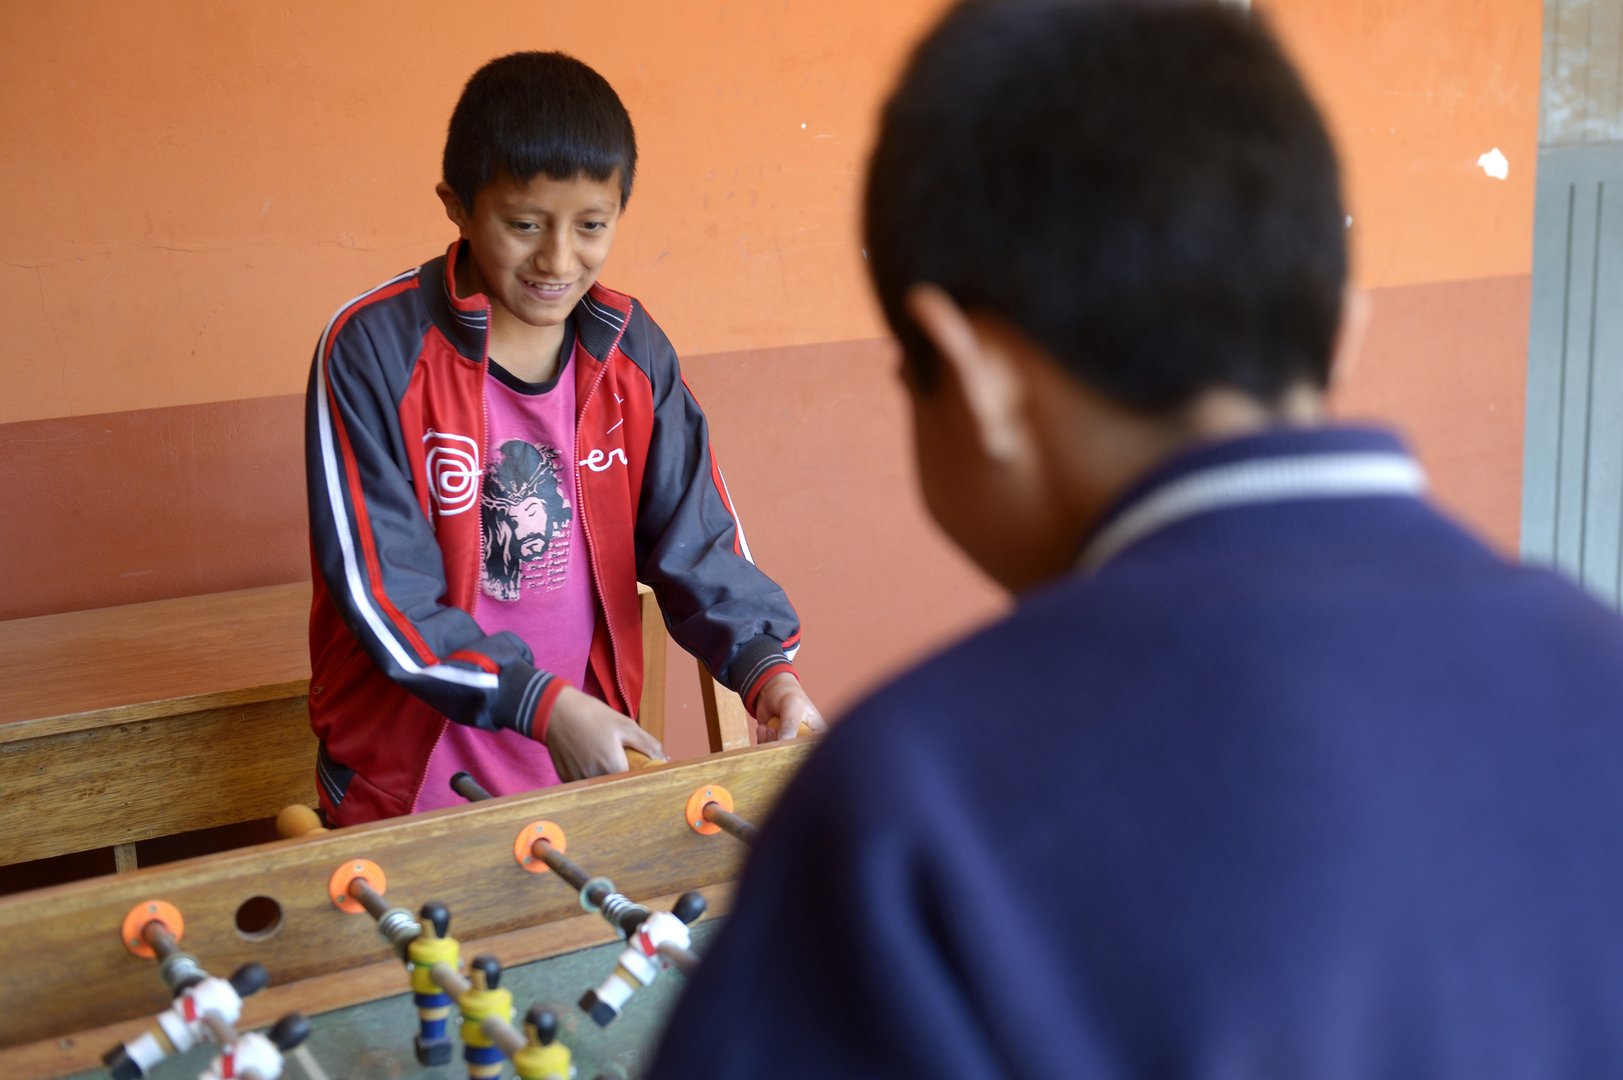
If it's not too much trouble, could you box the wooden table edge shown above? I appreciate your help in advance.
[0,680,311,745]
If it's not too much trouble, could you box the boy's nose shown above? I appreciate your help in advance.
[533,231,574,275]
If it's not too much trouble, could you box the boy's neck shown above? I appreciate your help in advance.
[486,311,569,383]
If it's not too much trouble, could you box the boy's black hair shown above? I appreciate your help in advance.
[444,51,637,212]
[864,0,1347,410]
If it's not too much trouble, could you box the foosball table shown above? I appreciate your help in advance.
[0,739,812,1080]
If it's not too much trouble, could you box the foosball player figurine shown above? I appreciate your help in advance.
[459,954,515,1080]
[104,963,270,1080]
[408,901,461,1065]
[196,1012,312,1080]
[579,891,706,1028]
[511,1005,574,1080]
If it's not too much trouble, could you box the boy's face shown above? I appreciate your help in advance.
[441,170,623,333]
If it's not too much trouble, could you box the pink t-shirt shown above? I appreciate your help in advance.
[417,334,596,811]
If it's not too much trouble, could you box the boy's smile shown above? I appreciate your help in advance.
[440,169,623,364]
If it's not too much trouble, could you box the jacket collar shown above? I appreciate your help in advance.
[573,281,633,362]
[1077,426,1427,574]
[417,242,489,361]
[419,241,634,365]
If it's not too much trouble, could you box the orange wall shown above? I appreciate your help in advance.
[1271,2,1539,290]
[0,0,938,426]
[1267,0,1540,551]
[0,1,1540,732]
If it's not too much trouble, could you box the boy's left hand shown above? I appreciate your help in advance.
[754,672,827,743]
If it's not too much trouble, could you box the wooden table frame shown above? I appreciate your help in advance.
[0,739,812,1077]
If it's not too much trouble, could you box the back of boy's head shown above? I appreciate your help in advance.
[443,51,637,212]
[864,0,1347,412]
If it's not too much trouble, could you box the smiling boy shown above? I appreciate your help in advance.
[305,52,820,825]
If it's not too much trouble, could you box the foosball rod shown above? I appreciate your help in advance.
[138,918,207,993]
[449,772,700,972]
[451,766,747,858]
[326,860,420,959]
[452,773,613,890]
[347,876,419,946]
[450,772,653,939]
[450,770,710,1029]
[450,771,604,893]
[700,801,757,845]
[685,783,761,846]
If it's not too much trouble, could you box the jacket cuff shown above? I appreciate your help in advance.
[727,633,800,717]
[743,662,798,717]
[496,662,571,745]
[528,677,569,745]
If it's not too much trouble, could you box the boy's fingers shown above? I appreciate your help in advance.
[766,716,819,740]
[773,695,825,739]
[622,720,666,761]
[800,711,828,733]
[599,743,630,776]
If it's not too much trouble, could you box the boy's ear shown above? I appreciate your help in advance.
[903,284,1031,465]
[435,182,470,233]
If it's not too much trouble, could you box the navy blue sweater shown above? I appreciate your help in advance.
[651,428,1623,1078]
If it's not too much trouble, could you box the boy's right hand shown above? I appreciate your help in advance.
[542,687,665,782]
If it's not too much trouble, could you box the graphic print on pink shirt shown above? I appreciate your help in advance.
[482,438,574,601]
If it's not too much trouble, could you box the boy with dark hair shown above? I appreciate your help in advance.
[651,1,1623,1075]
[306,51,821,825]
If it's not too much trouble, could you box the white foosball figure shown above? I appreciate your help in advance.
[579,892,706,1027]
[197,1012,311,1080]
[104,963,269,1080]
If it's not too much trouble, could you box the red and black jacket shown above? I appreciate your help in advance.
[305,244,800,823]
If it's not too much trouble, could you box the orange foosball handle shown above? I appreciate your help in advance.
[276,804,327,838]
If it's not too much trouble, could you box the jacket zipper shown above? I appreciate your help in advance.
[409,312,491,812]
[577,342,635,714]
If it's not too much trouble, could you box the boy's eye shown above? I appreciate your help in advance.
[580,221,608,232]
[508,221,540,233]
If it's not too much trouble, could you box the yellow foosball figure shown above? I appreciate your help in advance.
[459,954,514,1080]
[407,901,460,1066]
[512,1005,574,1080]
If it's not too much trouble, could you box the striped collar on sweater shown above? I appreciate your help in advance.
[1077,426,1427,574]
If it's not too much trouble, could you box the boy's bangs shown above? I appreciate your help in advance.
[504,136,625,190]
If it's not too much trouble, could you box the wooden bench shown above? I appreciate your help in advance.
[0,584,315,869]
[0,582,752,870]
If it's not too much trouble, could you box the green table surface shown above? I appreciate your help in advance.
[72,922,718,1080]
